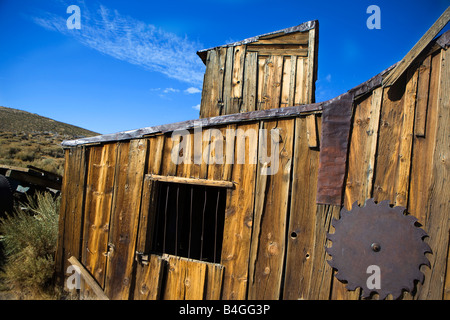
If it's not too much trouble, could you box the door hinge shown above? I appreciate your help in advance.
[135,251,150,265]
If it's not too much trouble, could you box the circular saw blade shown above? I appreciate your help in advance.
[326,198,431,299]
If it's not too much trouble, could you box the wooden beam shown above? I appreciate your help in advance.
[146,174,235,188]
[62,103,323,147]
[383,6,450,87]
[68,256,109,300]
[305,114,318,148]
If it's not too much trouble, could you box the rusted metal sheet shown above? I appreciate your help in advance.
[316,92,354,205]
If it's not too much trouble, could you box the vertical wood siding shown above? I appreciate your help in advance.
[55,46,449,300]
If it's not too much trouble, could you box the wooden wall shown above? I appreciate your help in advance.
[55,45,449,300]
[200,27,317,118]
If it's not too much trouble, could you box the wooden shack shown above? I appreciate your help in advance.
[55,11,450,300]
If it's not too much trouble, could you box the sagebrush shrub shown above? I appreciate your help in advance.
[0,192,60,299]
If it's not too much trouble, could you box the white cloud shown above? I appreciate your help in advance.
[325,74,332,82]
[184,87,201,94]
[32,2,205,85]
[163,88,180,93]
[192,104,201,111]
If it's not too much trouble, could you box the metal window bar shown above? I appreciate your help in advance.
[162,184,170,254]
[152,182,225,263]
[214,189,220,263]
[200,187,207,261]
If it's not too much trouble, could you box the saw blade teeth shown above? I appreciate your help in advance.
[422,242,432,254]
[331,218,340,228]
[326,232,335,241]
[415,270,425,284]
[364,198,376,207]
[335,272,347,282]
[404,214,417,224]
[392,206,406,215]
[378,199,391,208]
[326,247,337,258]
[390,289,403,300]
[416,228,428,239]
[345,282,358,292]
[377,291,389,300]
[326,259,336,269]
[420,257,431,268]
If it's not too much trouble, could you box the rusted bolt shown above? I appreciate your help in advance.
[371,243,381,252]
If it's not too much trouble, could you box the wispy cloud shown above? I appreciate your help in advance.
[32,2,205,85]
[184,87,201,94]
[163,88,180,93]
[192,104,201,111]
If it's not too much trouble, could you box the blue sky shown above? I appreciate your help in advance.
[0,0,448,135]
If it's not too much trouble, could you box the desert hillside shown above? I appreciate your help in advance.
[0,106,98,175]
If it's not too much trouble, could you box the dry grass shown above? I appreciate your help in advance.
[0,192,61,299]
[0,106,98,175]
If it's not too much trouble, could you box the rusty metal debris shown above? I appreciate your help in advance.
[326,198,431,299]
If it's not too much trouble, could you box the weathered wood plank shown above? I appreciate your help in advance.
[104,139,147,300]
[161,133,180,176]
[259,55,283,110]
[206,127,226,181]
[306,28,317,103]
[314,204,341,300]
[408,51,441,229]
[54,149,70,285]
[246,45,308,56]
[248,162,268,291]
[257,56,267,110]
[229,45,246,114]
[250,31,309,45]
[242,52,258,113]
[373,84,406,204]
[134,254,165,300]
[146,174,234,188]
[394,67,418,207]
[288,55,297,106]
[68,256,109,300]
[162,255,207,300]
[223,47,235,116]
[248,119,294,299]
[414,55,432,136]
[294,57,306,105]
[204,263,225,300]
[417,47,450,300]
[220,123,259,299]
[147,134,165,175]
[200,50,215,118]
[82,143,117,292]
[280,56,292,108]
[305,114,318,148]
[282,116,319,299]
[344,87,382,209]
[200,49,219,118]
[61,146,88,288]
[135,176,158,255]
